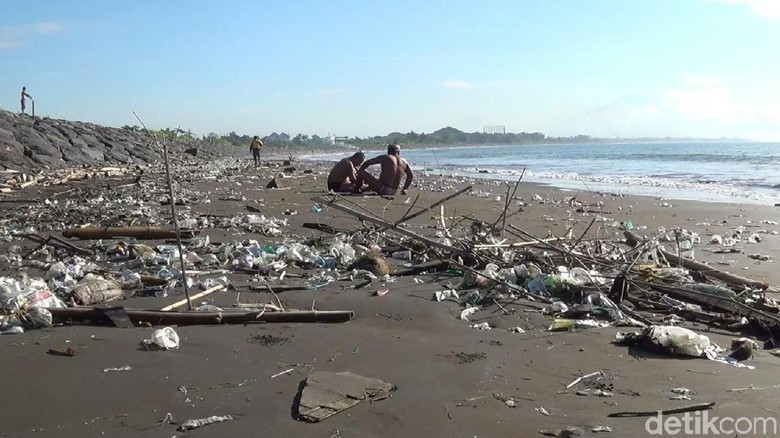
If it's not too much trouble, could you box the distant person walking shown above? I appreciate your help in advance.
[353,144,414,196]
[249,135,264,166]
[20,86,32,115]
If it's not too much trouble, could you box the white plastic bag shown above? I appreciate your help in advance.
[646,325,711,357]
[148,327,180,350]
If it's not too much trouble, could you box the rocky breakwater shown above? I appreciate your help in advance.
[0,110,238,172]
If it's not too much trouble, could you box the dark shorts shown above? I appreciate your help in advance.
[328,181,352,192]
[252,149,261,158]
[377,182,398,196]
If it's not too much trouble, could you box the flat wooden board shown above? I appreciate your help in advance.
[297,371,394,422]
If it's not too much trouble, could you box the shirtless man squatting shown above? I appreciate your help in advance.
[353,144,414,196]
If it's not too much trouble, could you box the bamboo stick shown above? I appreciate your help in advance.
[161,285,225,311]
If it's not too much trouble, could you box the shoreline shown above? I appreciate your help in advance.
[298,149,780,207]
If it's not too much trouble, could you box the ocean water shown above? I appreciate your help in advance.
[304,142,780,205]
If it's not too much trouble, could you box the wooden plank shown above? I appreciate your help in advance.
[297,371,394,422]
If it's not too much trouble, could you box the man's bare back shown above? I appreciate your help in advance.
[326,152,365,192]
[377,154,408,189]
[328,158,355,185]
[353,144,414,195]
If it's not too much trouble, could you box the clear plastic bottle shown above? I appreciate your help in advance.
[391,250,412,260]
[238,254,255,269]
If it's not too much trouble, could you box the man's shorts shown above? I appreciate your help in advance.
[328,181,353,192]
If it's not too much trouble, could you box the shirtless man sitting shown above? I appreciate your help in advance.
[353,144,414,196]
[327,152,365,192]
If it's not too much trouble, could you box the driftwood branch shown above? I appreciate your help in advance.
[314,196,471,258]
[381,185,473,230]
[608,402,715,418]
[625,231,767,289]
[47,307,354,325]
[62,226,198,240]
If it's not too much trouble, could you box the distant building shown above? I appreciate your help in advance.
[328,135,349,146]
[483,125,506,135]
[264,132,291,143]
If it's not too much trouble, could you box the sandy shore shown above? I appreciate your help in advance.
[1,155,780,437]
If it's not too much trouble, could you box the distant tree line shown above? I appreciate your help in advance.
[120,124,698,149]
[352,127,550,147]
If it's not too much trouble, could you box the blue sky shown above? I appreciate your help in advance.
[2,0,780,140]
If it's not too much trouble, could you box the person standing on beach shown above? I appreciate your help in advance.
[327,151,365,192]
[353,144,413,196]
[20,86,32,115]
[249,135,263,166]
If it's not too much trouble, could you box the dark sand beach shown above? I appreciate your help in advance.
[2,155,780,437]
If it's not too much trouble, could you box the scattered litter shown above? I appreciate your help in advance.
[616,326,711,357]
[433,289,460,302]
[616,325,756,369]
[46,348,76,357]
[566,370,604,389]
[539,426,582,437]
[535,406,551,416]
[144,327,180,350]
[177,415,234,431]
[102,365,133,372]
[270,368,294,379]
[459,306,479,321]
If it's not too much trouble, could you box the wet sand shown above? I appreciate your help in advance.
[2,157,780,437]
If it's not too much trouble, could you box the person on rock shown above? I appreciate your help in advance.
[20,86,32,115]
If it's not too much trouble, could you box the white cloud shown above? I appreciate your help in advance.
[663,87,739,120]
[683,74,722,87]
[707,0,780,19]
[0,22,64,51]
[593,76,780,138]
[441,80,474,90]
[661,86,780,124]
[28,22,64,34]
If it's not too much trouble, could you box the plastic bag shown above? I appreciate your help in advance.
[201,276,230,290]
[545,301,569,314]
[178,415,233,431]
[329,242,356,265]
[70,278,124,305]
[433,289,460,302]
[25,307,52,328]
[147,327,180,350]
[645,325,711,357]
